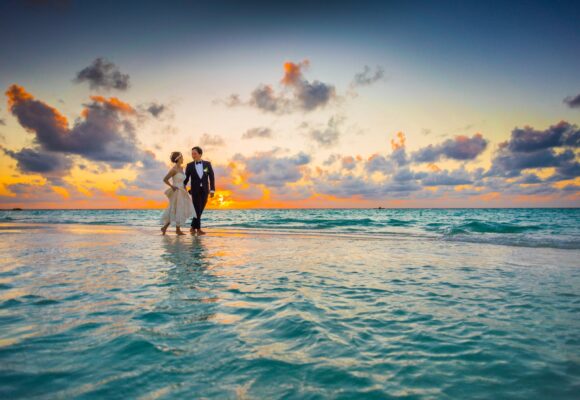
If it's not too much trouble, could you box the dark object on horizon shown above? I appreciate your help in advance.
[12,208,23,211]
[377,207,384,210]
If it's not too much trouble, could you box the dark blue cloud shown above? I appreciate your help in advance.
[506,121,579,152]
[7,84,142,166]
[488,122,580,179]
[421,169,473,186]
[1,146,72,177]
[564,94,580,109]
[412,134,488,163]
[222,61,336,114]
[74,58,130,91]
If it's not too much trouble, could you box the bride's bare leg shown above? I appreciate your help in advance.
[161,223,170,235]
[176,226,186,235]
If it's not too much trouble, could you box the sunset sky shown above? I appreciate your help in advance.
[0,0,579,208]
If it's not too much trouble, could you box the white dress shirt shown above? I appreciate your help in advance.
[195,161,204,179]
[194,160,214,193]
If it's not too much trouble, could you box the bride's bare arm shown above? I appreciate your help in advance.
[163,167,178,191]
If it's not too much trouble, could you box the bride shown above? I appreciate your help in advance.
[161,152,196,235]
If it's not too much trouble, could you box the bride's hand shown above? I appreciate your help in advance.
[171,185,178,191]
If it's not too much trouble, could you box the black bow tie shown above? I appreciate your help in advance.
[195,161,203,165]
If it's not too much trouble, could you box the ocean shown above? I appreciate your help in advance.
[0,209,579,398]
[1,208,579,249]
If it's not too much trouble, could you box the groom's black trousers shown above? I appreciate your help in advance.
[190,188,209,229]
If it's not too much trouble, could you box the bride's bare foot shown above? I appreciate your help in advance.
[176,227,186,235]
[161,223,169,235]
[197,229,207,235]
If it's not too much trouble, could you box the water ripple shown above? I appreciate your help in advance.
[0,226,579,399]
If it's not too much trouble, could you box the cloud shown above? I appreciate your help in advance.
[514,173,543,184]
[282,60,336,111]
[305,115,343,148]
[144,102,166,118]
[221,60,336,114]
[351,65,385,87]
[248,85,290,113]
[1,146,71,174]
[412,133,488,163]
[487,121,580,179]
[117,150,168,199]
[211,163,265,202]
[0,183,69,205]
[341,156,357,170]
[421,168,473,186]
[504,121,579,152]
[199,133,225,147]
[314,173,422,200]
[233,150,310,188]
[564,94,580,109]
[242,127,272,139]
[364,132,409,175]
[365,154,395,174]
[74,58,130,91]
[6,84,142,166]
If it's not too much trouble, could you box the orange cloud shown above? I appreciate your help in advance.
[391,131,406,150]
[427,163,441,172]
[281,59,309,85]
[89,95,135,114]
[6,84,69,129]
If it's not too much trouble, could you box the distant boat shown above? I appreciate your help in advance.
[377,207,384,210]
[11,208,23,211]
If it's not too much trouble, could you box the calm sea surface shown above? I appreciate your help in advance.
[0,209,579,398]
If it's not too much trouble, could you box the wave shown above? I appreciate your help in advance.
[1,209,578,250]
[444,220,542,235]
[385,218,415,226]
[444,235,580,250]
[227,217,381,229]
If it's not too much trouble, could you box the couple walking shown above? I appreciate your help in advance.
[161,146,216,235]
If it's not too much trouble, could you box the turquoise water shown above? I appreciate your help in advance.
[1,209,579,398]
[1,208,579,249]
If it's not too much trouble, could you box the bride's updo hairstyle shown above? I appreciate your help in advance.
[170,152,182,163]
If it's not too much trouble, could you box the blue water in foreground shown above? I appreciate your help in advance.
[1,209,579,398]
[1,208,579,249]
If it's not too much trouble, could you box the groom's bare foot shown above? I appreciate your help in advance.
[197,229,207,235]
[190,227,196,234]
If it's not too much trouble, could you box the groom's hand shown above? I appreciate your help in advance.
[210,191,215,198]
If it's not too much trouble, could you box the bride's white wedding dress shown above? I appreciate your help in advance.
[161,171,196,226]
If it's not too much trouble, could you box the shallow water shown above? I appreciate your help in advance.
[1,223,579,399]
[1,208,579,250]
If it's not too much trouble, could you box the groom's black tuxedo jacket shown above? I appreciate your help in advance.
[184,160,215,195]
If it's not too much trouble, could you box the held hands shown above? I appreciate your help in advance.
[210,192,215,198]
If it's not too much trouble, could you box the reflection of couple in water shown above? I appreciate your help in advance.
[161,146,215,236]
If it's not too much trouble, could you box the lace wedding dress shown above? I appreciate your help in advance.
[160,171,196,226]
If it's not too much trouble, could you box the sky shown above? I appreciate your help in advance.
[0,0,579,208]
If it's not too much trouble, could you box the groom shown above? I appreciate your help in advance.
[184,146,215,235]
